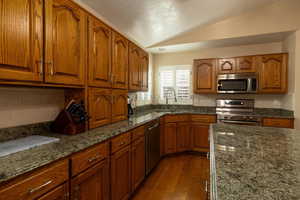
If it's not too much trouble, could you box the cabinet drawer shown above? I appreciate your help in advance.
[111,132,131,153]
[165,115,190,123]
[191,115,216,123]
[262,118,294,128]
[132,125,145,141]
[71,142,108,176]
[0,160,68,200]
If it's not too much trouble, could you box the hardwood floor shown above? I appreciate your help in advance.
[131,153,209,200]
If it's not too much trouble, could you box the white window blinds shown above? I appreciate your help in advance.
[159,66,192,104]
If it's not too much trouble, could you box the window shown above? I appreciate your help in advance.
[159,66,192,104]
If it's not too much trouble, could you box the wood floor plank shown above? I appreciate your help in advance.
[131,154,209,200]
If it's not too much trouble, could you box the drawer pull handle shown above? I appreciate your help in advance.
[205,181,208,193]
[119,141,125,146]
[88,155,102,163]
[29,180,52,194]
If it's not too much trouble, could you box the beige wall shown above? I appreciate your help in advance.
[294,30,300,129]
[153,42,287,107]
[153,0,300,47]
[0,87,64,129]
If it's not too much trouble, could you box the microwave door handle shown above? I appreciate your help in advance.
[247,78,252,92]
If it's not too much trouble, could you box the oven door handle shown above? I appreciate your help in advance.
[219,120,260,125]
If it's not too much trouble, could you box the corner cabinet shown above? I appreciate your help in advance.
[88,16,112,88]
[112,32,129,89]
[258,53,288,93]
[0,0,43,82]
[193,59,216,94]
[44,0,86,86]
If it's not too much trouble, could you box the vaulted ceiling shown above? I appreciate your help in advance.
[78,0,280,47]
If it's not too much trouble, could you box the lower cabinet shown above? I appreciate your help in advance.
[37,183,69,200]
[71,160,109,200]
[262,118,294,129]
[191,123,210,152]
[164,122,177,154]
[111,145,132,200]
[131,137,145,191]
[176,122,191,152]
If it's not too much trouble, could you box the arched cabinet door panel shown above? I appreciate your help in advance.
[193,59,216,94]
[112,89,128,123]
[45,0,86,86]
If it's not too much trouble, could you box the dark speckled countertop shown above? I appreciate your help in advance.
[210,124,300,200]
[0,105,295,185]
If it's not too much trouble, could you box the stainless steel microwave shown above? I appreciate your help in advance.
[217,73,258,94]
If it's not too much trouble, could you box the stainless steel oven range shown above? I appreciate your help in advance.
[216,99,261,126]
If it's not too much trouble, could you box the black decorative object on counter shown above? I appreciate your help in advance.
[51,100,89,135]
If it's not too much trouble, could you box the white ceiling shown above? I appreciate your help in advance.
[148,31,292,53]
[79,0,280,47]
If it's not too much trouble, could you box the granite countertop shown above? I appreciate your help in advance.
[210,124,300,200]
[0,106,295,185]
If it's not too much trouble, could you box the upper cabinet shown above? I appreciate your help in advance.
[258,53,288,93]
[44,0,86,86]
[129,43,149,91]
[217,58,236,74]
[129,43,141,91]
[112,32,129,89]
[193,59,216,94]
[236,56,256,73]
[0,0,43,82]
[88,16,112,88]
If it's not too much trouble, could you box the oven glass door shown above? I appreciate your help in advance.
[218,79,248,92]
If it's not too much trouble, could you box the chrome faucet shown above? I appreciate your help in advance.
[165,87,177,104]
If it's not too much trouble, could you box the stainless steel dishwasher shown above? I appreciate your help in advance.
[145,120,160,176]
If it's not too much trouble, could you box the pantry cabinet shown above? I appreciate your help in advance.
[112,32,129,89]
[193,59,216,94]
[71,161,109,200]
[88,16,112,88]
[258,53,288,93]
[0,0,43,82]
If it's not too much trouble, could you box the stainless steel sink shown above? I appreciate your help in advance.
[0,135,60,157]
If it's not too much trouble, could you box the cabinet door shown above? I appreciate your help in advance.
[111,145,131,200]
[0,0,43,82]
[217,58,236,74]
[112,90,128,123]
[129,43,141,91]
[71,160,109,200]
[88,16,112,88]
[141,52,149,91]
[193,59,216,93]
[112,32,129,89]
[191,123,209,152]
[258,54,287,93]
[176,122,191,152]
[38,183,68,200]
[45,0,85,85]
[131,137,145,191]
[164,123,177,154]
[88,88,112,128]
[236,56,256,73]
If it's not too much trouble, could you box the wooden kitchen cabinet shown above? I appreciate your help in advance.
[176,122,191,152]
[258,53,288,93]
[45,0,86,86]
[111,145,131,200]
[0,0,43,82]
[191,123,210,152]
[217,58,236,74]
[236,56,256,73]
[262,118,294,129]
[131,137,145,191]
[112,89,128,123]
[193,59,216,94]
[88,16,112,88]
[38,183,69,200]
[164,123,177,154]
[71,160,109,200]
[88,88,112,129]
[112,32,129,89]
[141,52,149,91]
[129,43,141,91]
